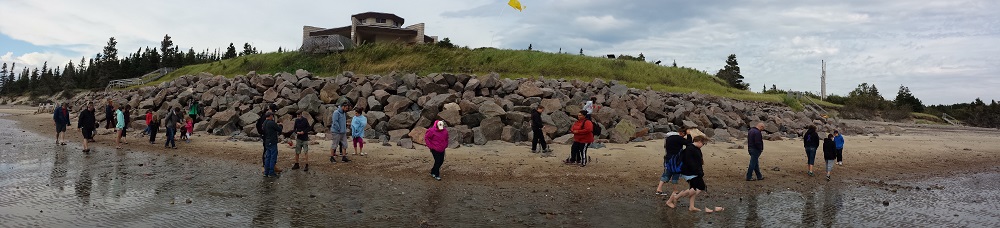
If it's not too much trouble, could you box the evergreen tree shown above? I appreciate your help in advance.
[894,85,924,112]
[579,48,584,56]
[528,44,532,51]
[714,54,749,90]
[62,61,77,90]
[160,34,175,68]
[672,60,677,67]
[638,53,645,61]
[99,37,120,82]
[224,43,238,59]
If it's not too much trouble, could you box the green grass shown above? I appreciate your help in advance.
[912,112,945,123]
[153,42,803,104]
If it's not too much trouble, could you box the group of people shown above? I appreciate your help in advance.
[51,99,204,153]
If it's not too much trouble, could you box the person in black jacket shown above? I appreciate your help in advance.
[803,125,820,177]
[78,103,97,152]
[292,111,311,171]
[822,133,837,181]
[656,127,692,196]
[667,135,724,213]
[148,112,160,144]
[530,105,550,153]
[257,104,279,170]
[262,112,283,177]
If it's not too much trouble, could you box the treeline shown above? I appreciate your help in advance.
[0,34,262,96]
[926,99,1000,128]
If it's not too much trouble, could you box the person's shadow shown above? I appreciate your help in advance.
[801,191,817,227]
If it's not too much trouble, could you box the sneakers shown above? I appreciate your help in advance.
[808,171,815,177]
[544,148,553,153]
[431,174,441,181]
[341,156,351,162]
[826,175,831,181]
[837,162,843,166]
[292,163,300,170]
[330,156,337,163]
[303,164,309,172]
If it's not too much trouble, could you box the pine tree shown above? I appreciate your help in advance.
[672,60,677,67]
[241,43,256,56]
[528,44,532,51]
[638,53,645,61]
[894,85,924,112]
[714,54,749,90]
[0,63,7,94]
[224,43,238,59]
[160,34,175,68]
[579,48,584,56]
[99,37,120,82]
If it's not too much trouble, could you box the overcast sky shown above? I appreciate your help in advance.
[1,0,998,104]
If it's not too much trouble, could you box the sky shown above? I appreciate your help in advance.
[1,0,998,105]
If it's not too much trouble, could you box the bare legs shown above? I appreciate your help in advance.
[666,188,702,211]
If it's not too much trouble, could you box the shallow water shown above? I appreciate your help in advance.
[1,115,998,227]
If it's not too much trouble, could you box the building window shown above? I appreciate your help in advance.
[376,18,386,23]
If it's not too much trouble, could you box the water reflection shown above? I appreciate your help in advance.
[50,147,69,189]
[745,194,761,228]
[74,151,93,205]
[821,186,842,228]
[252,178,277,226]
[802,191,817,227]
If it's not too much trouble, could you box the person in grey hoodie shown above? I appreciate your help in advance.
[425,120,449,181]
[329,102,352,163]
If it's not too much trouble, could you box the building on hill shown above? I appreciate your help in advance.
[301,12,437,52]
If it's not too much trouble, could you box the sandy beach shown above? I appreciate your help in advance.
[3,105,1000,226]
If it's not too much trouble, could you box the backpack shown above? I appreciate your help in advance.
[664,153,683,173]
[590,120,602,136]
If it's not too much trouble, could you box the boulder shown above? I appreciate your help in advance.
[263,88,279,102]
[712,128,733,142]
[553,134,574,145]
[409,126,427,145]
[387,112,417,130]
[550,111,575,135]
[448,125,470,148]
[425,93,458,110]
[373,75,400,92]
[388,129,410,143]
[383,96,413,116]
[479,101,507,118]
[297,94,322,114]
[480,117,503,141]
[398,139,414,149]
[517,82,544,97]
[319,83,340,103]
[610,120,637,144]
[539,99,562,114]
[461,113,485,128]
[239,112,260,126]
[472,127,486,145]
[209,109,240,130]
[437,109,462,126]
[443,102,461,112]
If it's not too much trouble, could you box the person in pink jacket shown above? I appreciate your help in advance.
[424,120,449,181]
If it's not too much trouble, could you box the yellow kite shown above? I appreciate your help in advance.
[508,0,525,11]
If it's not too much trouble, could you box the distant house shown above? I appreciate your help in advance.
[302,12,437,49]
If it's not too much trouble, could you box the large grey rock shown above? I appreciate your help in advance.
[388,129,410,143]
[425,93,457,110]
[540,99,562,114]
[437,109,462,126]
[550,111,575,135]
[478,72,501,89]
[297,94,322,114]
[472,127,486,145]
[239,112,260,126]
[610,120,637,144]
[516,82,544,97]
[387,112,417,130]
[479,101,507,118]
[383,97,413,116]
[480,117,503,141]
[319,83,340,103]
[263,88,279,102]
[409,126,427,145]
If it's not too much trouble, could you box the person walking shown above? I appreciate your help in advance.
[257,104,279,169]
[188,99,201,123]
[292,111,311,171]
[148,112,160,144]
[667,136,723,213]
[424,120,449,181]
[122,105,131,144]
[834,130,845,165]
[164,107,181,149]
[114,105,125,149]
[104,100,114,129]
[143,110,153,136]
[53,103,70,145]
[803,125,820,177]
[261,112,283,177]
[329,102,352,163]
[530,105,551,153]
[822,133,837,181]
[351,107,368,156]
[746,123,765,181]
[183,116,194,143]
[566,110,594,167]
[656,127,692,196]
[78,103,96,152]
[582,97,600,120]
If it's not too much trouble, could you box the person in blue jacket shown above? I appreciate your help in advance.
[53,103,71,145]
[834,130,845,165]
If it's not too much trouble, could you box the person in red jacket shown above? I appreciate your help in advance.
[143,110,153,136]
[565,110,594,167]
[424,120,449,181]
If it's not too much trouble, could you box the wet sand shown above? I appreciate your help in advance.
[2,106,1000,226]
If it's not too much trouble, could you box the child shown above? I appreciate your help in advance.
[667,135,725,213]
[184,116,193,143]
[822,134,837,181]
[351,107,368,156]
[148,113,160,144]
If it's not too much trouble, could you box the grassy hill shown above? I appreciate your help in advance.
[157,42,840,108]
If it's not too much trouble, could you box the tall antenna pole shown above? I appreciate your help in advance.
[821,60,827,100]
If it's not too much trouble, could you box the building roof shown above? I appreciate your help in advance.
[352,12,404,25]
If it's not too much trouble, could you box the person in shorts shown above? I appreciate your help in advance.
[657,127,692,196]
[78,103,97,152]
[53,103,70,145]
[667,135,724,213]
[292,111,311,171]
[329,102,352,163]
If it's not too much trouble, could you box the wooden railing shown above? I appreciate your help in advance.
[105,67,176,91]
